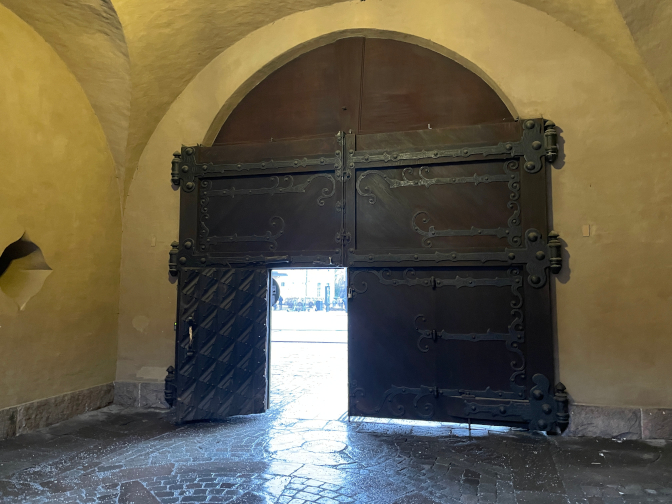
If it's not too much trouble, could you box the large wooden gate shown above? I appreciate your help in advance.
[165,37,568,431]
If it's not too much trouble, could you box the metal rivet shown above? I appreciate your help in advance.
[185,182,195,190]
[184,241,192,249]
[530,275,541,284]
[505,143,512,151]
[178,257,187,264]
[528,232,539,242]
[524,120,535,129]
[537,419,547,429]
[185,147,194,155]
[536,251,546,260]
[349,149,354,155]
[525,161,536,171]
[508,253,516,260]
[542,404,552,414]
[533,390,543,400]
[499,406,506,414]
[181,165,189,173]
[200,258,206,264]
[532,141,542,150]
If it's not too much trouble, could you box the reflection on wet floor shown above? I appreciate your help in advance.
[1,319,671,502]
[270,341,348,421]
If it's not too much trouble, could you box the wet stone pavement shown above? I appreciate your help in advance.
[1,342,671,503]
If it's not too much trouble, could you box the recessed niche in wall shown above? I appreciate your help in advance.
[0,233,52,310]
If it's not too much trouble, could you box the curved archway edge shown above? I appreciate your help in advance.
[202,29,520,146]
[121,0,672,410]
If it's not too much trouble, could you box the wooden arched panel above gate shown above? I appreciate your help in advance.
[214,37,513,146]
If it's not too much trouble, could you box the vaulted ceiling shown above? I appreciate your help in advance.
[3,0,670,206]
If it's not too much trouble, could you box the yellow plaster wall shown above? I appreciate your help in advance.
[0,5,121,410]
[118,0,672,409]
[0,0,132,202]
[616,0,672,115]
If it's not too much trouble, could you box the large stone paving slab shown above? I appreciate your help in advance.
[0,342,671,503]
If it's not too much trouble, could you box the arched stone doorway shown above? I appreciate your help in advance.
[168,37,565,432]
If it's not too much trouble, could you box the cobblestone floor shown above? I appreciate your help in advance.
[1,341,671,503]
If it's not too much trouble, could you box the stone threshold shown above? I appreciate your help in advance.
[0,383,114,440]
[565,404,672,440]
[113,381,169,409]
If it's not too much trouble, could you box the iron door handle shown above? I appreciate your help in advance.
[186,318,196,358]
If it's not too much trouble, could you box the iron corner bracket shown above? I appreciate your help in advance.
[554,382,569,433]
[171,146,197,191]
[169,241,180,276]
[548,231,562,274]
[544,120,558,163]
[164,366,176,407]
[529,374,569,433]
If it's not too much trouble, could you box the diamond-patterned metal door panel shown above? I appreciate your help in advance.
[175,268,268,422]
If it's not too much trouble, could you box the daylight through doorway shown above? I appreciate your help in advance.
[269,268,348,421]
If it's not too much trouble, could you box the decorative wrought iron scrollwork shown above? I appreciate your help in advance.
[350,119,548,173]
[415,318,522,352]
[356,166,513,205]
[353,383,525,419]
[206,216,285,250]
[357,159,520,204]
[464,374,568,433]
[349,268,516,295]
[200,155,340,174]
[203,173,336,206]
[412,208,521,248]
[354,374,569,432]
[347,229,556,288]
[199,180,212,245]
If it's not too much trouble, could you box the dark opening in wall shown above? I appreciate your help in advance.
[0,233,52,310]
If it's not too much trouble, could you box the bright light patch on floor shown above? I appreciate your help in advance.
[270,268,348,421]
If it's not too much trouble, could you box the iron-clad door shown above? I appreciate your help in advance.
[171,136,345,422]
[345,121,566,432]
[176,268,268,422]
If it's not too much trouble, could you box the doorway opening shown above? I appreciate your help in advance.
[269,268,348,421]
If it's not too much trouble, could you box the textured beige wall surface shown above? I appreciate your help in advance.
[616,0,672,115]
[0,0,131,202]
[0,5,121,410]
[118,0,672,408]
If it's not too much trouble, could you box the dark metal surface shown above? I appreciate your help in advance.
[174,268,268,422]
[343,120,564,432]
[172,120,563,428]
